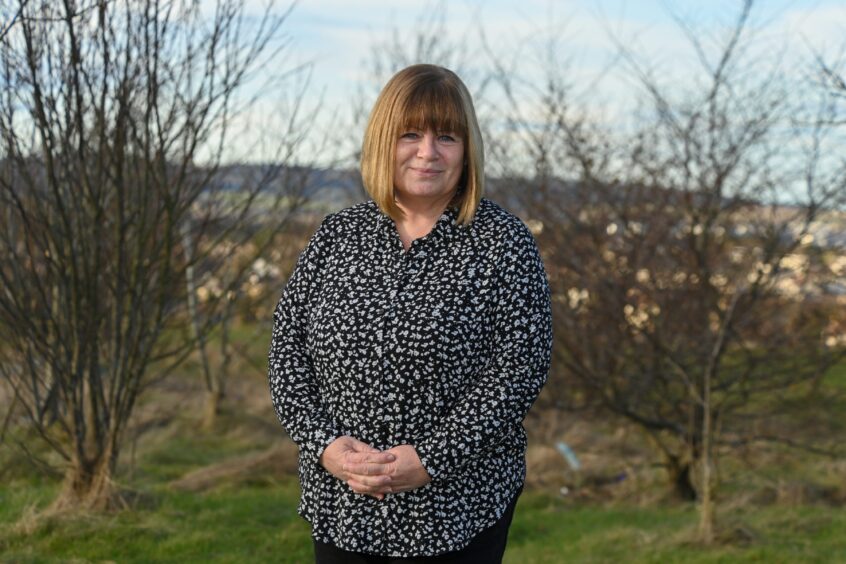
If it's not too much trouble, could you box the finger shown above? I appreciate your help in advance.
[347,478,392,495]
[343,461,393,477]
[349,483,383,496]
[346,472,392,488]
[345,451,396,465]
[383,483,405,494]
[348,438,381,453]
[346,450,396,462]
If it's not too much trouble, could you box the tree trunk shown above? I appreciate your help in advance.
[203,300,234,430]
[203,387,223,430]
[699,385,715,543]
[646,432,698,501]
[666,457,698,501]
[182,222,217,429]
[698,290,737,543]
[50,451,119,512]
[699,460,715,543]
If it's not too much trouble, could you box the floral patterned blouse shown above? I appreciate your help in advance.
[268,198,552,557]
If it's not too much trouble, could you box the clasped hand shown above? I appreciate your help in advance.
[319,436,431,500]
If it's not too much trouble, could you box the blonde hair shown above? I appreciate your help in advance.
[360,64,484,225]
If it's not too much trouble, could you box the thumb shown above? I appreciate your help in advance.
[349,438,380,453]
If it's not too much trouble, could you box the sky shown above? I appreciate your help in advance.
[229,0,846,167]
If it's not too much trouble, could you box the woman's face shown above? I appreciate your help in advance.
[393,127,464,206]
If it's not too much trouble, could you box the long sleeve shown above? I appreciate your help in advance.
[414,224,553,481]
[282,199,551,557]
[268,217,340,465]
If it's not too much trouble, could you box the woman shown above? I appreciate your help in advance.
[268,64,552,563]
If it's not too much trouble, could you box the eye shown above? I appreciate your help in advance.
[437,133,459,143]
[400,131,420,140]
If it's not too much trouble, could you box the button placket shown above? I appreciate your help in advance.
[379,246,408,445]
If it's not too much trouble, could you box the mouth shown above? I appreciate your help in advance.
[411,168,443,175]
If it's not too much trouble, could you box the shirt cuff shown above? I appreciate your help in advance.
[414,436,453,482]
[300,427,343,467]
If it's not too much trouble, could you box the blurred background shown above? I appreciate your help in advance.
[1,0,844,561]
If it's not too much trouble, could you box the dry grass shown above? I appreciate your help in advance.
[169,441,299,492]
[524,404,846,513]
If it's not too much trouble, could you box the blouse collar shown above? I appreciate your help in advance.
[372,201,460,256]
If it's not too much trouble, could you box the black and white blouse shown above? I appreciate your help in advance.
[268,198,552,557]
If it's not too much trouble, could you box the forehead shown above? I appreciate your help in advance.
[396,80,467,134]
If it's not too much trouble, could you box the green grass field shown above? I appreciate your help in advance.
[2,477,845,563]
[1,348,843,563]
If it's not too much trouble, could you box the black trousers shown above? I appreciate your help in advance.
[313,489,521,564]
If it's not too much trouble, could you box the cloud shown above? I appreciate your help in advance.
[226,0,846,165]
[774,2,846,57]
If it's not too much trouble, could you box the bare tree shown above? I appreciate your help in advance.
[488,0,845,543]
[816,49,846,209]
[0,0,306,510]
[0,1,28,41]
[818,52,846,128]
[182,162,315,429]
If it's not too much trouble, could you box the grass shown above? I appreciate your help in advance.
[132,423,271,485]
[2,479,846,563]
[0,480,312,563]
[1,353,843,563]
[823,358,846,390]
[504,492,846,563]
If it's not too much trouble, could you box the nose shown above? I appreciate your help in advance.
[417,131,438,160]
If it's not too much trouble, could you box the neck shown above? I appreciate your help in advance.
[394,192,454,223]
[392,191,456,251]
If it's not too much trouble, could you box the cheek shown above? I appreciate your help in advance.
[394,144,408,163]
[394,151,407,174]
[455,149,466,169]
[452,153,465,176]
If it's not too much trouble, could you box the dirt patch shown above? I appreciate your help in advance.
[168,441,299,492]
